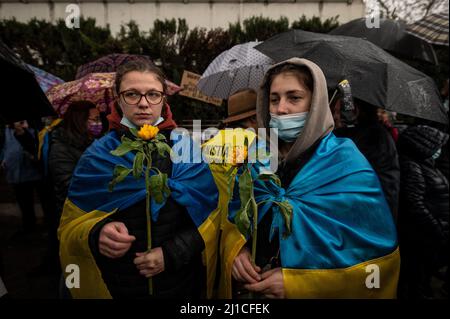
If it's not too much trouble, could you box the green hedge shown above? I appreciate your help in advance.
[0,15,341,122]
[2,14,447,123]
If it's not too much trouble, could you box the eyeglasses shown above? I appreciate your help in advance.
[119,90,165,106]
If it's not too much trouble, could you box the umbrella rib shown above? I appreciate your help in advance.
[246,66,251,90]
[215,71,227,98]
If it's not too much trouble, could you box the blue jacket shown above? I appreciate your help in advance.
[1,128,41,184]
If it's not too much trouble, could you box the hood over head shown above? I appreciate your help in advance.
[257,58,334,166]
[398,125,448,160]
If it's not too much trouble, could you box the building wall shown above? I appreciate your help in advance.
[0,1,366,35]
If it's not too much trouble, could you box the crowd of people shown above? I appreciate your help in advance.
[0,57,448,300]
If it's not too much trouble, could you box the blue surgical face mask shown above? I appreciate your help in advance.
[269,112,309,142]
[432,148,442,160]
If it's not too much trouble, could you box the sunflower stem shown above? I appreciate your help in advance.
[250,180,258,299]
[145,159,153,296]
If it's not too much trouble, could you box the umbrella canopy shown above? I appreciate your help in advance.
[0,41,56,122]
[197,41,274,99]
[46,72,115,116]
[329,18,438,65]
[76,53,182,95]
[27,64,64,93]
[255,30,447,124]
[406,12,449,46]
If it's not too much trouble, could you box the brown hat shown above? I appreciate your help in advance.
[222,89,257,124]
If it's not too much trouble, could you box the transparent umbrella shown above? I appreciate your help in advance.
[197,42,274,99]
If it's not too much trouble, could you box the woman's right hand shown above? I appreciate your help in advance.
[99,222,136,259]
[232,247,261,284]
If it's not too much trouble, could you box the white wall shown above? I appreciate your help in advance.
[0,1,366,35]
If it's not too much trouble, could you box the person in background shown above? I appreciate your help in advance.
[435,79,449,179]
[332,99,400,222]
[1,120,43,234]
[397,125,449,299]
[377,108,399,143]
[221,89,258,131]
[46,101,104,275]
[48,100,103,218]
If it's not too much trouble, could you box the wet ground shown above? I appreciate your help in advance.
[0,202,60,299]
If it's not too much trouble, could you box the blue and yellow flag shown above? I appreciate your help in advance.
[220,133,400,298]
[58,131,219,298]
[38,118,62,176]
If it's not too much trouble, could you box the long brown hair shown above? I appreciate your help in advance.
[62,100,96,143]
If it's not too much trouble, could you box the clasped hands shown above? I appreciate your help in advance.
[232,247,285,299]
[99,222,164,277]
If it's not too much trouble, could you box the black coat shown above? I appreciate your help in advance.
[334,123,400,221]
[89,129,205,299]
[397,125,449,245]
[48,125,91,216]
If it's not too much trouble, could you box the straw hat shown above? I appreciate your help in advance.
[222,89,257,124]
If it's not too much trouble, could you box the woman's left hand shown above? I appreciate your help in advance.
[244,267,285,299]
[134,247,165,278]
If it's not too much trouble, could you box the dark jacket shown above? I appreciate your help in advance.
[89,129,205,299]
[397,125,449,245]
[48,124,92,216]
[334,122,400,221]
[1,128,42,184]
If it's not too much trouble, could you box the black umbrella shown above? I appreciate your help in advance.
[329,18,438,65]
[0,40,56,123]
[255,30,447,124]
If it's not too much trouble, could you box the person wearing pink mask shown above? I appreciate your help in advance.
[48,101,103,221]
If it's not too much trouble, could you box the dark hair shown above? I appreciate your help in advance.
[265,63,314,93]
[62,100,96,142]
[114,60,168,95]
[353,98,378,125]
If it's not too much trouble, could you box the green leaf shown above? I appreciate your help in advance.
[144,143,156,155]
[155,141,171,158]
[225,165,237,177]
[130,140,144,152]
[132,152,144,179]
[234,199,252,237]
[149,173,165,204]
[238,168,253,207]
[258,173,282,187]
[276,200,293,239]
[109,165,132,192]
[110,141,134,157]
[225,170,237,203]
[129,127,139,137]
[233,169,256,237]
[121,136,133,144]
[155,133,167,142]
[161,173,171,197]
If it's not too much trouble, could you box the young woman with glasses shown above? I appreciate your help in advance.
[57,60,218,299]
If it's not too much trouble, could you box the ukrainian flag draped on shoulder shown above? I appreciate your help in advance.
[221,133,400,298]
[203,128,271,299]
[58,130,219,298]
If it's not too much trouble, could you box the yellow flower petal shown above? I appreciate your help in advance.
[138,124,159,140]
